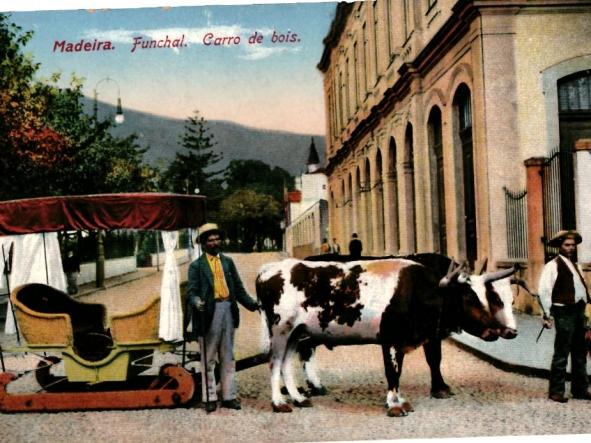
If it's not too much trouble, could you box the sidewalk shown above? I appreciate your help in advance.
[76,267,159,298]
[75,250,191,298]
[450,311,591,378]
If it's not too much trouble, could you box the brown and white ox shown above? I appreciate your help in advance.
[256,257,518,416]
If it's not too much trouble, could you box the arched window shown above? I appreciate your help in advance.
[428,106,446,254]
[404,123,416,252]
[453,84,476,265]
[557,70,591,229]
[364,157,373,253]
[375,149,385,253]
[388,137,400,253]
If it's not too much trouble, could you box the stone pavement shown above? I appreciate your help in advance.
[450,311,591,377]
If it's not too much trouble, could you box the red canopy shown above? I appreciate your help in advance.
[0,193,207,235]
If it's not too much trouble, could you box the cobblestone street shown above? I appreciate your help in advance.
[1,253,590,442]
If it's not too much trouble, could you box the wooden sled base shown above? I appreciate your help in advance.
[0,365,195,413]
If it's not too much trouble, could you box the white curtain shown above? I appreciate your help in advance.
[0,236,15,295]
[159,230,183,342]
[4,233,67,334]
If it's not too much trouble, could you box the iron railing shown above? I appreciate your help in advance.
[503,187,528,259]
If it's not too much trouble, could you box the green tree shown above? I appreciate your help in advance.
[224,159,293,202]
[163,111,224,208]
[219,189,282,252]
[0,14,155,199]
[0,14,72,199]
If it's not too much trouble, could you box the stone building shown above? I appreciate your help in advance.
[284,139,330,258]
[318,0,591,308]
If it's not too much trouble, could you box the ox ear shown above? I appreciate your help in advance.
[457,261,471,284]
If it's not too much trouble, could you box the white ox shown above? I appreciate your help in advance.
[256,257,518,416]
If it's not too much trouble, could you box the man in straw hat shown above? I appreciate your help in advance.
[538,229,591,402]
[187,223,260,413]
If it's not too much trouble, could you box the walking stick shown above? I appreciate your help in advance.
[512,277,550,342]
[200,307,211,411]
[2,243,20,346]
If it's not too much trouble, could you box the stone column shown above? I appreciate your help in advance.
[382,172,396,254]
[523,157,546,314]
[401,160,416,254]
[575,139,591,264]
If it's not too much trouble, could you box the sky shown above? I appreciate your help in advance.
[6,1,337,134]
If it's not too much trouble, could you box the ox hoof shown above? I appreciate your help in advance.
[281,386,308,395]
[386,406,408,417]
[401,401,414,413]
[308,385,328,396]
[272,403,293,413]
[431,388,454,399]
[294,399,313,408]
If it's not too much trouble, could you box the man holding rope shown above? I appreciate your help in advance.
[538,230,591,403]
[187,223,260,413]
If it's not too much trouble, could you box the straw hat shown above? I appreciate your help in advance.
[547,229,582,248]
[197,222,221,243]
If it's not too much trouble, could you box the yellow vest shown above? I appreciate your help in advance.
[206,253,230,300]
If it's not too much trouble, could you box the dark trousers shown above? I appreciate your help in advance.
[549,302,589,396]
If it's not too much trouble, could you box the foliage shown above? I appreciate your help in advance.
[0,13,156,200]
[220,160,293,251]
[0,14,70,198]
[224,159,293,203]
[163,111,224,209]
[219,189,282,252]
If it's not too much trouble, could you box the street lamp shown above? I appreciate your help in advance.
[92,77,124,287]
[93,76,125,124]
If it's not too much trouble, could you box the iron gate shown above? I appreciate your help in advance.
[503,187,528,259]
[540,147,574,261]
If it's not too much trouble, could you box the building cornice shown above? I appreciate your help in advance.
[324,0,591,175]
[317,2,354,73]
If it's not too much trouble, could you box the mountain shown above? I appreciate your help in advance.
[85,98,326,177]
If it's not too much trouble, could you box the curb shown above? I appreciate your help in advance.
[448,337,550,379]
[75,269,159,299]
[448,337,591,380]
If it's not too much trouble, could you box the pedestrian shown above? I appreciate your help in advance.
[349,233,363,259]
[187,223,260,413]
[330,238,341,255]
[538,229,591,403]
[321,237,330,254]
[63,250,80,295]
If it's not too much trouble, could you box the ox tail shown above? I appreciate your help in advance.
[256,275,272,356]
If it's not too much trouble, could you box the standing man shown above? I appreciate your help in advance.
[348,233,363,259]
[538,229,591,403]
[63,250,80,295]
[187,223,260,413]
[321,238,330,254]
[330,238,341,255]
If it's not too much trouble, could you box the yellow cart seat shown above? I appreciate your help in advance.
[109,296,161,345]
[11,283,113,361]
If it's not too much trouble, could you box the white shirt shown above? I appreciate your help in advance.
[538,254,588,315]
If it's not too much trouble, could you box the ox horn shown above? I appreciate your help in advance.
[482,265,517,284]
[439,258,462,288]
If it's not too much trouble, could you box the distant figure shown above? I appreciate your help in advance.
[348,233,363,259]
[63,250,80,295]
[330,238,341,255]
[321,238,330,254]
[538,229,591,403]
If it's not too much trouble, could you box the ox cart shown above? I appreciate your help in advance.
[0,193,265,413]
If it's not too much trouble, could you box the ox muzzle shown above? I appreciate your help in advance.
[480,326,518,341]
